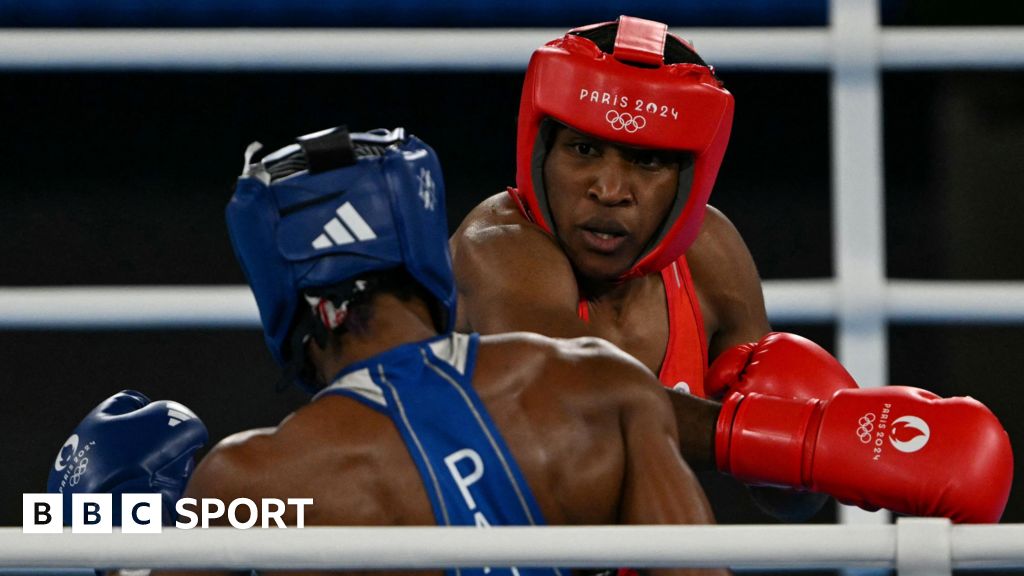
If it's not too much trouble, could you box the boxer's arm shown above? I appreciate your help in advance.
[685,209,833,519]
[451,196,592,337]
[663,388,719,470]
[687,206,771,362]
[616,365,725,576]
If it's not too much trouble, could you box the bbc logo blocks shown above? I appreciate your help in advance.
[23,494,314,531]
[23,493,162,533]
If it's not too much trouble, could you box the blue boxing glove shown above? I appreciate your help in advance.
[47,390,208,525]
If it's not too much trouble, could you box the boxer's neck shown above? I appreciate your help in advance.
[577,271,655,309]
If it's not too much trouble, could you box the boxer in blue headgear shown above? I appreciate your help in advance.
[164,124,723,576]
[226,125,455,391]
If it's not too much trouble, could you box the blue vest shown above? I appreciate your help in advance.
[315,333,563,576]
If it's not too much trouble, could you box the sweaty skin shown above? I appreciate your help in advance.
[156,293,724,576]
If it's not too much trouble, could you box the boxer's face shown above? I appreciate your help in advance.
[543,126,680,280]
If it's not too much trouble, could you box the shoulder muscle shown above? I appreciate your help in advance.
[687,205,771,359]
[182,427,278,503]
[451,193,585,335]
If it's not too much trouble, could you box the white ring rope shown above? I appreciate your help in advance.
[1,520,1023,573]
[0,28,1022,70]
[765,280,1024,324]
[1,281,1022,329]
[0,286,257,329]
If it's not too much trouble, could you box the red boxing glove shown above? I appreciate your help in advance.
[706,332,858,400]
[716,386,1014,523]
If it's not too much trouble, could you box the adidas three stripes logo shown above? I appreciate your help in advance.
[312,202,378,250]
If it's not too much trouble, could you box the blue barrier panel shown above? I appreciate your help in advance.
[1,0,826,27]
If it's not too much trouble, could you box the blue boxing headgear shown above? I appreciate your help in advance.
[226,126,454,386]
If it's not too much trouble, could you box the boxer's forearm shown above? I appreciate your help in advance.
[663,389,718,470]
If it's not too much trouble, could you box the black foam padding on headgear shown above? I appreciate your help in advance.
[299,126,358,174]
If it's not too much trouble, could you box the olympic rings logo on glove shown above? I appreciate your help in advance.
[605,110,647,133]
[68,457,89,487]
[856,413,876,444]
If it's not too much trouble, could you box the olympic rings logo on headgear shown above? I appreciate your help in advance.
[68,457,89,487]
[856,413,876,444]
[605,110,647,133]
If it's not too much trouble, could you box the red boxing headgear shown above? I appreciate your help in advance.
[510,16,734,280]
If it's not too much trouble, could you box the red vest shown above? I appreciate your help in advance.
[577,255,707,397]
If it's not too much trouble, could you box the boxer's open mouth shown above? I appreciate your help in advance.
[580,221,629,253]
[581,218,628,236]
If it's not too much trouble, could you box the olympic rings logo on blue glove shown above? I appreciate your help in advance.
[68,458,90,487]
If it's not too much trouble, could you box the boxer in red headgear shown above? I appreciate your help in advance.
[454,16,816,403]
[511,18,732,286]
[451,16,1013,522]
[455,17,740,395]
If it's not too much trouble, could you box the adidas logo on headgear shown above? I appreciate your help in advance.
[312,202,378,250]
[166,403,193,427]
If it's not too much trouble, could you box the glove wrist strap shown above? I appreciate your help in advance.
[720,392,822,488]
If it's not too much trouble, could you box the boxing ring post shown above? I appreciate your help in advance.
[829,0,889,531]
[0,519,1022,574]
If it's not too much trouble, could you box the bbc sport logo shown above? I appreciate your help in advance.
[22,493,313,533]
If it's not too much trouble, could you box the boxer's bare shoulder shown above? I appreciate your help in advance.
[184,400,432,526]
[685,205,771,358]
[454,192,539,236]
[451,193,563,270]
[473,331,687,525]
[479,329,626,365]
[451,194,580,334]
[181,427,273,510]
[476,331,666,415]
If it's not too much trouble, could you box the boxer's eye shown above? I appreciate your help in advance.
[629,150,677,171]
[569,141,599,157]
[634,152,661,168]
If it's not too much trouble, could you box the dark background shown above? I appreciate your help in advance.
[0,0,1022,558]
